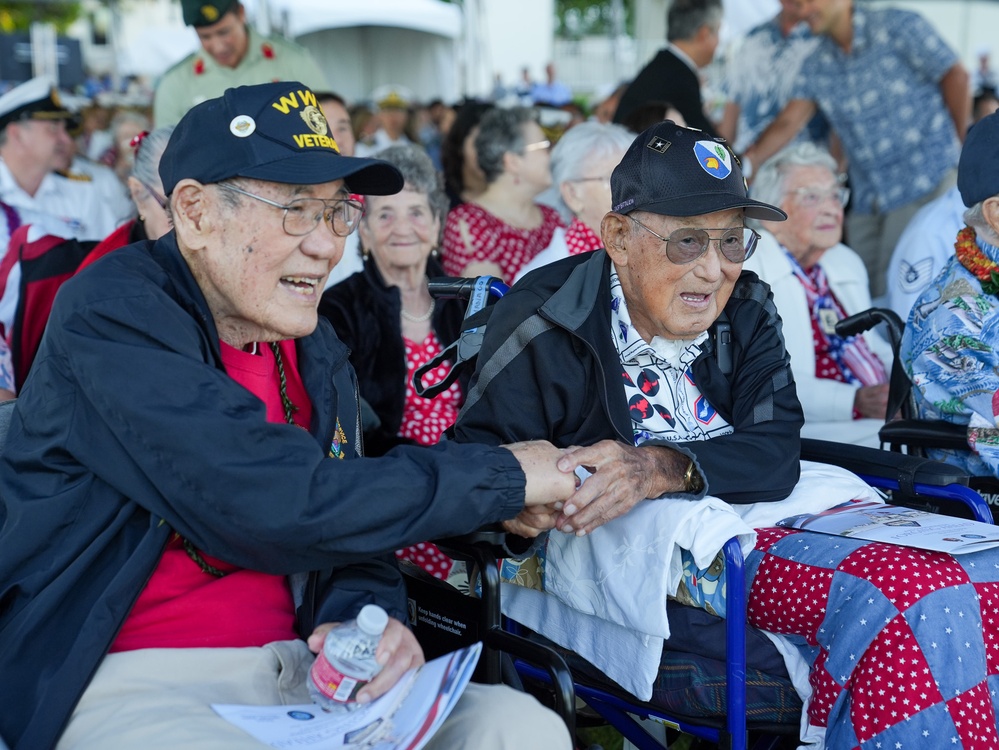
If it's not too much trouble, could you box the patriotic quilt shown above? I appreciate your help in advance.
[748,526,999,749]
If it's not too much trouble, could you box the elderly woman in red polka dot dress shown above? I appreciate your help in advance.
[441,106,565,282]
[320,144,467,580]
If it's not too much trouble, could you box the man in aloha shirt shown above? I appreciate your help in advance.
[742,0,970,299]
[902,111,999,478]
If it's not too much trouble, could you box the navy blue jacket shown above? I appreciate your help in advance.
[453,250,803,504]
[0,233,527,749]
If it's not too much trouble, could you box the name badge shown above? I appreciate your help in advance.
[818,307,840,336]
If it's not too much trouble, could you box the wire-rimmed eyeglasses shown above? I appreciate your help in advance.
[787,186,851,209]
[523,139,551,153]
[136,178,169,211]
[216,183,363,237]
[630,217,760,264]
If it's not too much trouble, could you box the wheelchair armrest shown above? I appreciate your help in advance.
[801,437,971,488]
[879,419,971,451]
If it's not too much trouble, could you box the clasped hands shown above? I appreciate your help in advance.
[505,439,691,538]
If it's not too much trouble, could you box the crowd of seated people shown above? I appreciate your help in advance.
[5,5,999,748]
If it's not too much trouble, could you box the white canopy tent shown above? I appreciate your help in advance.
[267,0,463,104]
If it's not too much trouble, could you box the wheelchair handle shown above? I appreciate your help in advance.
[834,306,915,422]
[835,307,904,353]
[428,276,509,301]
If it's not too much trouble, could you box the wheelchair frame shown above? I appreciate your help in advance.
[408,281,994,750]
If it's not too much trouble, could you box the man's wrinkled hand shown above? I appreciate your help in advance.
[307,617,424,704]
[553,440,688,536]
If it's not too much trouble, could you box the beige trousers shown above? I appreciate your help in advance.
[56,641,571,750]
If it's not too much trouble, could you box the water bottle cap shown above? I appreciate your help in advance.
[356,604,389,636]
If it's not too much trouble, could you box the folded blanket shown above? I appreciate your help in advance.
[501,461,882,700]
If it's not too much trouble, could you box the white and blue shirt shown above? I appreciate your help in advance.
[789,4,960,214]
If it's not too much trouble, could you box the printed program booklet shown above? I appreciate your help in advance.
[212,642,481,750]
[777,499,999,555]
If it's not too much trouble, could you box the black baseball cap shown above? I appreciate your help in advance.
[958,111,999,207]
[611,121,786,221]
[160,81,403,196]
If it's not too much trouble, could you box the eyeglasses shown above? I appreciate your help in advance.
[523,139,551,153]
[571,176,611,188]
[136,178,169,211]
[630,217,760,264]
[787,186,850,209]
[216,183,363,237]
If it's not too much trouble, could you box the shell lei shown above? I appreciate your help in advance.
[955,226,999,296]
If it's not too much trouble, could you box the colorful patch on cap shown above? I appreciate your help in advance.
[229,115,255,138]
[201,4,220,22]
[270,89,340,153]
[693,140,732,180]
[647,136,671,153]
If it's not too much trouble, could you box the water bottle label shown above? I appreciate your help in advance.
[310,654,370,705]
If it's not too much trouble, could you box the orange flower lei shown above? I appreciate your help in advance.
[955,226,999,295]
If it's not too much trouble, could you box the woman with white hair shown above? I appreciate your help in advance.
[746,141,893,447]
[517,121,633,280]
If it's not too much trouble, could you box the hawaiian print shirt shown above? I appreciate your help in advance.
[608,266,734,445]
[724,16,826,153]
[789,4,960,214]
[901,231,999,477]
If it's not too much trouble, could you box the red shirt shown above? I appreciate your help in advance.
[111,340,310,651]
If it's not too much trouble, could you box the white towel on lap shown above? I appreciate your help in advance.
[501,461,882,700]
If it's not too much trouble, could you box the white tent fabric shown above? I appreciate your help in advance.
[268,0,462,104]
[274,0,461,39]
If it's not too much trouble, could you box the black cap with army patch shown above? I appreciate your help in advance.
[611,121,786,221]
[181,0,238,27]
[160,81,404,196]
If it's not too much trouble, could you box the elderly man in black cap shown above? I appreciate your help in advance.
[454,120,803,534]
[153,0,327,127]
[0,81,578,749]
[0,77,120,251]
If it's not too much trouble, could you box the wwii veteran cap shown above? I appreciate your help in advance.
[611,121,786,221]
[0,77,74,131]
[958,111,999,208]
[181,0,237,26]
[160,81,404,196]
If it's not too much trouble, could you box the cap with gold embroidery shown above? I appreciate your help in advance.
[160,81,404,195]
[371,84,411,112]
[181,0,237,27]
[0,77,74,131]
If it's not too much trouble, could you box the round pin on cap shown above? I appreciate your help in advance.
[229,115,255,138]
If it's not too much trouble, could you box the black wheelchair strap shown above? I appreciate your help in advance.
[414,277,496,399]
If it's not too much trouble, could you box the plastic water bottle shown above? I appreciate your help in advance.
[308,604,389,712]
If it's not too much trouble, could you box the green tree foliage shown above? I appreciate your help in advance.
[0,1,82,34]
[556,0,632,40]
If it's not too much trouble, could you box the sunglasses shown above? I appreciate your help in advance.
[630,217,760,264]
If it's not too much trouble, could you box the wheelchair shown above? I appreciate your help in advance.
[835,307,999,523]
[402,279,995,750]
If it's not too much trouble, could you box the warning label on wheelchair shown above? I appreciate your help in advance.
[414,605,468,636]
